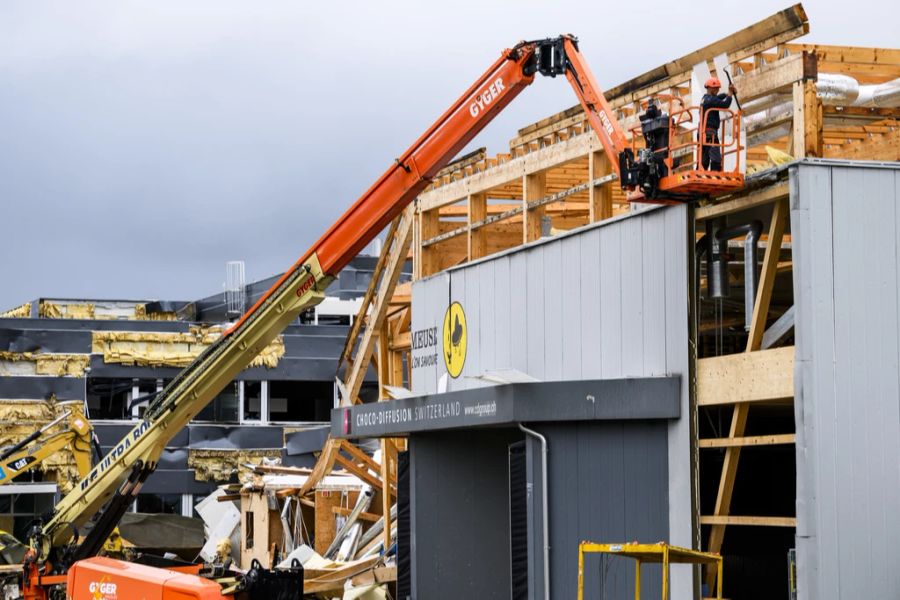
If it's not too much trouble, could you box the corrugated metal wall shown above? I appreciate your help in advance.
[792,160,900,600]
[411,204,693,596]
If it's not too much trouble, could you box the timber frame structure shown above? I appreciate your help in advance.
[341,2,898,595]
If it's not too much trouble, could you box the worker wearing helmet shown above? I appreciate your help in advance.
[700,76,737,171]
[100,527,125,560]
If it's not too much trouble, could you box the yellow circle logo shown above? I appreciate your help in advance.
[442,302,467,378]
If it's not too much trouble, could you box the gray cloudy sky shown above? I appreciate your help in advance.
[0,0,895,309]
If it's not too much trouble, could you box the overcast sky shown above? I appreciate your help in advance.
[0,0,895,309]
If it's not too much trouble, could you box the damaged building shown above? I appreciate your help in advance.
[0,256,393,541]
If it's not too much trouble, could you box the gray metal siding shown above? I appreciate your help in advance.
[544,421,669,599]
[792,161,900,600]
[410,204,693,595]
[409,429,523,599]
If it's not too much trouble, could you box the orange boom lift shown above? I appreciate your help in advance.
[18,35,742,599]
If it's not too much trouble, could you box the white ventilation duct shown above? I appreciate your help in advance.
[853,77,900,108]
[816,73,860,105]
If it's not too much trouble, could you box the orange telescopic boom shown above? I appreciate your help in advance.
[24,35,742,599]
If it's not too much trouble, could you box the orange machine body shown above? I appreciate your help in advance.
[65,557,226,600]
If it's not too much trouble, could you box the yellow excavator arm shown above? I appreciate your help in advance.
[0,402,93,486]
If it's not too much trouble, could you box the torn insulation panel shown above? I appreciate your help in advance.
[38,299,176,321]
[0,303,31,319]
[133,304,177,321]
[92,328,285,369]
[0,352,90,377]
[0,399,85,492]
[187,449,282,483]
[39,301,94,319]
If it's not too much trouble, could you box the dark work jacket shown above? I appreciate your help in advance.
[701,93,732,131]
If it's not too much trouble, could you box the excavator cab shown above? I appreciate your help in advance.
[624,94,744,202]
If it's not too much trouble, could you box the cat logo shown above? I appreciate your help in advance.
[442,302,467,378]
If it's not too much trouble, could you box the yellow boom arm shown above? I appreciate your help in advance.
[0,403,92,486]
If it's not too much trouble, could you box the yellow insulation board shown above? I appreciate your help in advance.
[92,327,285,369]
[133,304,177,321]
[0,302,31,318]
[0,399,83,492]
[39,301,94,319]
[0,352,90,377]
[187,449,281,483]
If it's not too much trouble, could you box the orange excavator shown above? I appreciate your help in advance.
[14,35,742,599]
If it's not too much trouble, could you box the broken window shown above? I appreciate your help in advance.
[0,491,55,541]
[86,378,133,420]
[268,380,333,422]
[243,381,263,421]
[136,493,181,514]
[194,381,240,423]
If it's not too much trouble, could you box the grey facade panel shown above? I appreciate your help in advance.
[0,317,192,333]
[0,376,85,400]
[284,426,330,456]
[406,420,670,600]
[0,327,92,353]
[410,204,693,596]
[791,160,900,600]
[188,425,284,449]
[409,428,524,600]
[544,421,669,599]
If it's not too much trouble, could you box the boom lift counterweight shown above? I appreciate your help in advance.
[19,35,743,599]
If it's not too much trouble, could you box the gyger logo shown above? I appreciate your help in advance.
[442,302,467,378]
[89,577,117,600]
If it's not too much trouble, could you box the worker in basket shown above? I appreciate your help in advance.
[700,76,737,171]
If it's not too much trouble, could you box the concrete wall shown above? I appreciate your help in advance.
[791,160,900,600]
[411,204,693,595]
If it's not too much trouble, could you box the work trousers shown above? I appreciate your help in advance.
[701,129,722,171]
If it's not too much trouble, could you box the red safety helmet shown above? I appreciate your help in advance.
[705,77,722,89]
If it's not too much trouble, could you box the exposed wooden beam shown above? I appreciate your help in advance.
[418,206,441,278]
[793,79,823,158]
[588,150,613,222]
[468,193,487,260]
[824,128,900,161]
[513,4,809,142]
[782,44,900,66]
[699,434,795,448]
[701,516,796,527]
[523,172,547,243]
[735,52,816,102]
[697,346,795,406]
[695,181,789,221]
[343,207,414,405]
[419,134,598,211]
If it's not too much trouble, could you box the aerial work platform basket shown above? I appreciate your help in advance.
[625,95,745,203]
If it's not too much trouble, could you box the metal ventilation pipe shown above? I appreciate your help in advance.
[816,73,860,105]
[853,77,900,108]
[715,221,764,330]
[706,219,729,300]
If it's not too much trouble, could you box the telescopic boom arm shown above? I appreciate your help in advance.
[32,35,632,566]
